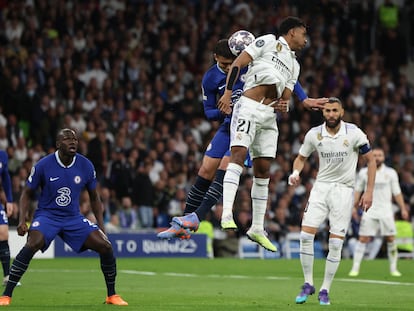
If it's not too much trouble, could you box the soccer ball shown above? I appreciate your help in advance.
[228,30,255,56]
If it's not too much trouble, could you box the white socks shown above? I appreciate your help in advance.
[351,241,366,272]
[321,238,343,292]
[300,231,315,285]
[221,163,243,219]
[387,241,398,272]
[250,177,269,230]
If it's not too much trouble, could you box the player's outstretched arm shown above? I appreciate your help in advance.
[359,151,376,211]
[288,154,307,186]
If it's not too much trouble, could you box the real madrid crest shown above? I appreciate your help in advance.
[343,139,349,147]
[276,42,282,52]
[317,133,322,141]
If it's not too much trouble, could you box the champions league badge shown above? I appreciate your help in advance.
[317,133,323,141]
[276,42,282,52]
[255,39,265,47]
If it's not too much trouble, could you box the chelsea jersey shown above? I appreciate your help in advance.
[27,151,97,217]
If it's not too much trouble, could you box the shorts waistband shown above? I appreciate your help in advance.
[242,95,277,107]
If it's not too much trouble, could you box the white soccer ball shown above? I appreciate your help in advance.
[228,30,255,56]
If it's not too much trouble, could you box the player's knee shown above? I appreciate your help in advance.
[327,238,343,261]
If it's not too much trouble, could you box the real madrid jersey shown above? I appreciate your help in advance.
[299,121,370,187]
[243,35,299,98]
[27,151,97,217]
[201,63,246,124]
[355,164,401,218]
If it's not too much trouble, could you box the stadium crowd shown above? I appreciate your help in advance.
[0,0,413,256]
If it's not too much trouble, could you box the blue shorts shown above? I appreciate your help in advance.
[205,123,230,159]
[205,122,252,167]
[29,213,99,253]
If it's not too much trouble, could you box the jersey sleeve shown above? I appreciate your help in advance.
[0,152,12,202]
[355,128,371,154]
[244,34,275,60]
[85,159,98,191]
[298,130,316,157]
[285,59,300,91]
[390,168,402,196]
[293,81,308,102]
[27,163,42,190]
[201,73,223,121]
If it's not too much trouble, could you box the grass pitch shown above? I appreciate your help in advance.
[3,257,414,310]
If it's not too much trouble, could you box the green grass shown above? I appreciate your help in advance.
[3,257,414,310]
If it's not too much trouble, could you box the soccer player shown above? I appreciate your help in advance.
[0,129,128,306]
[217,16,309,252]
[0,150,17,287]
[288,97,376,305]
[157,38,245,240]
[349,147,409,277]
[157,35,327,240]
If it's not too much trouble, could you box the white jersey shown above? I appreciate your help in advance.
[299,121,370,187]
[243,35,299,98]
[356,164,401,218]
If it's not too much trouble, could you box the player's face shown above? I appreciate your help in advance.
[291,26,307,50]
[215,55,234,74]
[323,102,343,128]
[58,130,78,156]
[373,149,385,167]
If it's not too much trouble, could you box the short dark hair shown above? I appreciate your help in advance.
[214,39,236,60]
[328,97,342,105]
[279,16,306,35]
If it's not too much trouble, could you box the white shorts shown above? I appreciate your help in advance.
[358,213,397,237]
[230,96,278,159]
[302,182,354,237]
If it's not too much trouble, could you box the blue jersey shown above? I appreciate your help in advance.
[201,63,246,124]
[27,151,97,218]
[0,150,12,204]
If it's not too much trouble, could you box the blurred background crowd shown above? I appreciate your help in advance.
[0,0,413,257]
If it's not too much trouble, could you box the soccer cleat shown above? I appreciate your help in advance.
[105,294,128,306]
[246,228,277,252]
[318,289,331,305]
[390,270,402,277]
[295,282,315,304]
[2,275,21,287]
[157,222,191,240]
[220,215,238,230]
[348,270,359,277]
[0,296,11,306]
[172,212,200,231]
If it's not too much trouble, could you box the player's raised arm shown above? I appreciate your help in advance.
[217,51,252,114]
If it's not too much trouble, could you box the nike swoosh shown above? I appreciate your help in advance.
[218,85,226,90]
[50,177,59,181]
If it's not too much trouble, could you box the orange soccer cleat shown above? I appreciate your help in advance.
[0,296,11,306]
[105,294,128,306]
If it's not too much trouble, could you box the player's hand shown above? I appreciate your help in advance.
[288,170,300,186]
[272,99,289,113]
[302,97,328,111]
[17,221,29,236]
[359,192,373,212]
[401,204,410,220]
[5,202,13,217]
[218,92,232,115]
